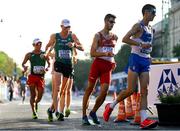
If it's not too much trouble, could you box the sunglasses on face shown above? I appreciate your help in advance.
[108,20,115,24]
[148,9,156,15]
[64,26,71,29]
[34,43,42,46]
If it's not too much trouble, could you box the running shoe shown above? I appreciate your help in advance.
[140,118,158,129]
[47,108,53,122]
[82,115,91,125]
[103,103,113,122]
[32,112,38,119]
[56,112,64,121]
[89,111,100,124]
[65,108,71,117]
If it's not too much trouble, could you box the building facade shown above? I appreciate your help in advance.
[152,0,180,58]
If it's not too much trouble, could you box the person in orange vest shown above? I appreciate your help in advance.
[103,4,158,129]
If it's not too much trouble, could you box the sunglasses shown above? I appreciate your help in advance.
[65,26,71,29]
[148,9,156,15]
[109,20,115,24]
[34,42,42,46]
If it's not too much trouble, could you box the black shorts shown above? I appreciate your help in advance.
[54,61,73,78]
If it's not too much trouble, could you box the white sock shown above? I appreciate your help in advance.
[140,110,148,122]
[110,100,118,109]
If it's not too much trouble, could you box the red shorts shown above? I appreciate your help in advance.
[88,58,115,84]
[27,74,45,89]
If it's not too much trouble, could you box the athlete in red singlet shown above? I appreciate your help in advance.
[82,14,118,125]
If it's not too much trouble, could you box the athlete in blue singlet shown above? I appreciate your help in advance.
[103,4,158,129]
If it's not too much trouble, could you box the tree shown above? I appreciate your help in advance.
[173,44,180,57]
[74,59,92,90]
[0,51,21,78]
[114,44,131,73]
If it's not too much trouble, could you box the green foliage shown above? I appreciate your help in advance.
[114,44,131,72]
[74,59,92,90]
[173,44,180,57]
[159,95,180,104]
[0,51,22,78]
[0,51,14,76]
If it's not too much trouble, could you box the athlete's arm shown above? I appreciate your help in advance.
[122,23,142,46]
[90,33,114,57]
[45,34,56,56]
[45,57,51,71]
[73,48,78,64]
[22,52,31,72]
[114,34,118,42]
[72,33,84,51]
[122,23,151,49]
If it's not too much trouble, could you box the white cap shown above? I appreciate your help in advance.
[61,19,71,27]
[33,38,42,45]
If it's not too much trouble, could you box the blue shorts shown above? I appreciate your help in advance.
[129,53,151,74]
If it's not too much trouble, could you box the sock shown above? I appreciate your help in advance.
[110,100,118,109]
[140,110,148,122]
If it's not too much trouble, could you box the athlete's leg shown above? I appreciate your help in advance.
[116,69,138,103]
[91,83,109,113]
[49,73,56,111]
[22,89,25,103]
[53,72,63,112]
[139,72,149,121]
[66,78,73,109]
[103,69,138,122]
[59,77,69,113]
[82,81,96,117]
[35,86,44,104]
[29,85,36,113]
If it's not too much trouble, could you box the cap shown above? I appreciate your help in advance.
[33,38,42,45]
[61,19,71,27]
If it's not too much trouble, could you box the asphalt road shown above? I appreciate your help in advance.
[0,94,180,130]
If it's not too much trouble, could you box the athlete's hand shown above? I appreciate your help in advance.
[23,66,28,72]
[73,56,77,64]
[40,54,47,59]
[67,42,74,48]
[141,42,152,49]
[112,62,116,71]
[45,67,49,72]
[105,52,114,57]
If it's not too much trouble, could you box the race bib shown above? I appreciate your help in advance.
[140,47,152,54]
[99,47,114,53]
[58,50,71,59]
[33,66,45,74]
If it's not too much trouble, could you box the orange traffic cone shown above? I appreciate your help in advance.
[131,92,137,115]
[114,100,129,123]
[125,96,134,119]
[131,93,141,125]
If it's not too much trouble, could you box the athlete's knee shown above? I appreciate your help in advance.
[30,97,35,103]
[100,89,108,97]
[126,88,134,96]
[141,88,148,97]
[66,90,71,96]
[86,85,94,93]
[61,91,65,96]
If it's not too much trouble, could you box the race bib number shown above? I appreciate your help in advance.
[100,47,114,53]
[58,50,71,59]
[33,66,45,74]
[140,48,152,54]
